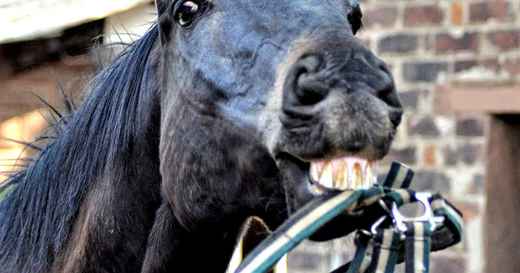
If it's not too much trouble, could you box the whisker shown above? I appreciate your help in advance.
[30,92,63,120]
[0,138,43,151]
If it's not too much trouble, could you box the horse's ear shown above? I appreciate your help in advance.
[154,0,167,15]
[154,0,171,44]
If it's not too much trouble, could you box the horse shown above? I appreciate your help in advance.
[0,0,403,272]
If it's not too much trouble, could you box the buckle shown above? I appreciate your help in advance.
[391,192,444,232]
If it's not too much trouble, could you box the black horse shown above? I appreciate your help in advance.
[0,0,402,272]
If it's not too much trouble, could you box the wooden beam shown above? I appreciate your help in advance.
[485,115,520,273]
[435,84,520,114]
[0,0,153,43]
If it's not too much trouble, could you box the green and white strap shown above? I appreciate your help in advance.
[345,233,373,273]
[382,162,414,189]
[233,189,373,273]
[344,163,415,273]
[230,162,464,273]
[232,187,413,273]
[404,222,433,273]
[369,229,402,273]
[430,195,464,251]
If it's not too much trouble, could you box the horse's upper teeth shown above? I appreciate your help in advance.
[310,157,376,191]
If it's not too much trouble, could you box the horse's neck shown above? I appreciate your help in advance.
[175,220,243,272]
[140,199,245,273]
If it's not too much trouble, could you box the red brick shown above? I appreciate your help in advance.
[468,174,485,194]
[460,143,483,165]
[469,1,513,23]
[378,33,419,54]
[454,58,499,73]
[451,200,481,221]
[450,1,465,25]
[487,29,520,51]
[456,118,485,137]
[503,57,520,75]
[404,4,445,27]
[414,171,451,193]
[363,6,399,29]
[423,144,438,167]
[403,62,449,83]
[444,145,459,166]
[434,32,479,54]
[386,147,417,165]
[399,89,425,111]
[408,116,441,137]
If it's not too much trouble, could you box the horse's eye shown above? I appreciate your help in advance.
[174,1,201,27]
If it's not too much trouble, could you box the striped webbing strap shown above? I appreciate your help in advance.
[342,163,414,273]
[345,222,434,273]
[230,162,463,273]
[382,162,414,189]
[345,229,402,273]
[342,196,462,273]
[233,189,383,273]
[405,222,432,273]
[340,193,463,273]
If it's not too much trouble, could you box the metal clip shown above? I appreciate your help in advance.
[370,215,389,235]
[391,192,444,232]
[368,199,394,235]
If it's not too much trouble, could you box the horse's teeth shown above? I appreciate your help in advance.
[332,160,346,190]
[353,162,362,189]
[310,163,320,183]
[320,163,334,188]
[343,162,350,190]
[310,157,376,191]
[365,164,375,187]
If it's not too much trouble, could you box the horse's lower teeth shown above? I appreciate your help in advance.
[310,157,375,191]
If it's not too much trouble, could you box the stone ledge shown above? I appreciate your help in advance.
[435,83,520,114]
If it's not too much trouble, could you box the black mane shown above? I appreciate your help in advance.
[0,25,160,272]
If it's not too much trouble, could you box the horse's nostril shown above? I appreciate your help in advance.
[293,55,329,106]
[376,83,394,103]
[298,54,323,73]
[295,74,329,105]
[373,70,402,109]
[389,109,403,128]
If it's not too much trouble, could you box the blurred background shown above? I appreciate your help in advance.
[1,0,519,273]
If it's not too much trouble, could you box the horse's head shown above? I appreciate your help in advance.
[156,0,402,236]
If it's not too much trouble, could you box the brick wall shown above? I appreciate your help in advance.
[289,1,520,273]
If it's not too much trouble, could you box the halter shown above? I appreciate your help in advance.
[228,162,463,273]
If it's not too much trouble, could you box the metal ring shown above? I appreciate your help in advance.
[391,192,444,232]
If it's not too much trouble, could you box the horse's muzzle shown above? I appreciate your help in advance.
[282,46,402,129]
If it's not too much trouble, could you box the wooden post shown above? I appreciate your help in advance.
[485,115,520,273]
[435,84,520,273]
